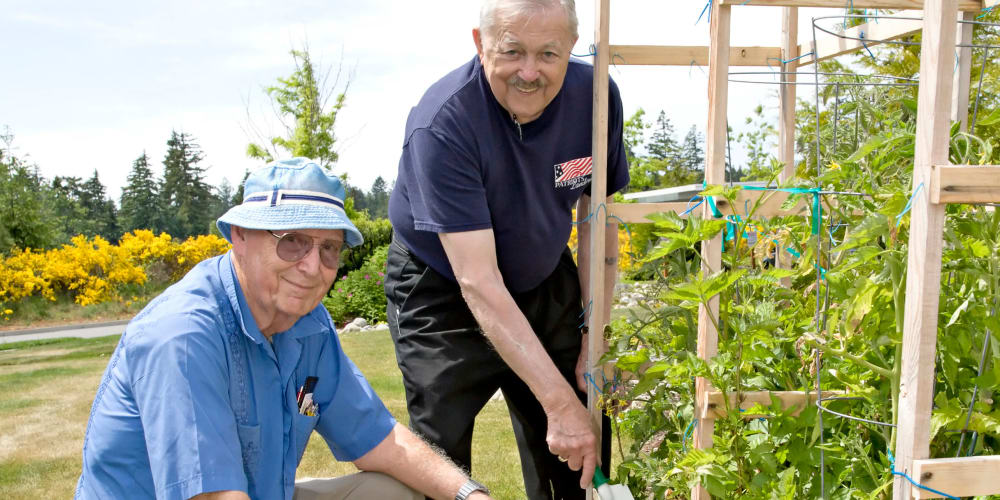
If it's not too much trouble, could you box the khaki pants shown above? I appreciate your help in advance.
[293,472,423,500]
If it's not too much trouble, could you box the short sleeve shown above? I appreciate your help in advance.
[127,313,248,500]
[403,128,493,234]
[313,333,396,461]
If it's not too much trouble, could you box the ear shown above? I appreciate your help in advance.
[230,226,248,256]
[473,28,485,60]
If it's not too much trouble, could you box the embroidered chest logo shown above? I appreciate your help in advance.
[553,156,593,189]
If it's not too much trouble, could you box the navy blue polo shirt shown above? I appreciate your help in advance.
[389,56,630,292]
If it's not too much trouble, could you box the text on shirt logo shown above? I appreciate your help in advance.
[553,156,593,190]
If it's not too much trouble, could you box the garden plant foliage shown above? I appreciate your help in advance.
[605,76,1000,500]
[324,244,388,325]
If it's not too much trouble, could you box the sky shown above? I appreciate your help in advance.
[1,1,840,201]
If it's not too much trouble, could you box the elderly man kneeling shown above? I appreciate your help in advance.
[75,158,491,500]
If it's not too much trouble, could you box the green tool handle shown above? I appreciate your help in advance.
[593,465,610,488]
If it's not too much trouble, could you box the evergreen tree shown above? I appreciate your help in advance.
[0,128,57,252]
[49,175,94,241]
[120,152,164,234]
[161,131,213,239]
[647,111,680,161]
[81,170,120,242]
[367,176,390,219]
[679,125,705,182]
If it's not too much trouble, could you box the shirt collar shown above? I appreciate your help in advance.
[221,252,332,343]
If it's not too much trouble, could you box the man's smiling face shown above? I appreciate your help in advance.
[473,4,577,124]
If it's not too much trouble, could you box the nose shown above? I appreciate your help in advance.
[518,56,540,82]
[296,244,323,275]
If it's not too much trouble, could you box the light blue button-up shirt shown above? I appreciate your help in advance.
[75,252,395,500]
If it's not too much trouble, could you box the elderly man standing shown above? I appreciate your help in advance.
[385,0,629,498]
[76,158,492,500]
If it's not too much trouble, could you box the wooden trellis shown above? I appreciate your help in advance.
[582,1,1000,499]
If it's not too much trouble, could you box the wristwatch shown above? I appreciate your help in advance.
[455,478,489,500]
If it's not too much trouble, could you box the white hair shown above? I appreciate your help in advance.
[479,0,578,41]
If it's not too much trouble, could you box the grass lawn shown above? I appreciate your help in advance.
[0,328,624,499]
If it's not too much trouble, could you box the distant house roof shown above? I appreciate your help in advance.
[622,181,769,203]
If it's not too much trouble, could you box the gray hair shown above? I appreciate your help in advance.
[479,0,579,42]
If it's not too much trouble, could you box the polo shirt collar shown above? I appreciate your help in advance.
[221,252,331,344]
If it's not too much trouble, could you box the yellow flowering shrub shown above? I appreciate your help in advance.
[0,231,231,315]
[567,210,636,274]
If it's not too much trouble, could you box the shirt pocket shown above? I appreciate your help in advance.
[293,412,319,463]
[237,423,261,482]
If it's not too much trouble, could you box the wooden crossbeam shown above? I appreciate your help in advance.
[717,0,983,10]
[608,190,812,224]
[797,13,923,66]
[931,165,1000,204]
[607,45,781,67]
[910,456,1000,499]
[701,391,844,418]
[608,202,693,223]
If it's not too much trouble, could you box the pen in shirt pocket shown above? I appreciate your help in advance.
[297,376,318,415]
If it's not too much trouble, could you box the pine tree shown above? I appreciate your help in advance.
[647,111,680,161]
[161,131,213,239]
[368,176,390,219]
[120,152,164,234]
[48,175,93,241]
[0,128,57,252]
[679,125,705,182]
[81,170,120,242]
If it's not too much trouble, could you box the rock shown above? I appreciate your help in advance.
[350,317,368,328]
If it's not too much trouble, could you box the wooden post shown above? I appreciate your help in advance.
[777,7,798,282]
[952,11,975,131]
[779,7,798,181]
[892,0,957,498]
[693,2,731,499]
[586,1,611,499]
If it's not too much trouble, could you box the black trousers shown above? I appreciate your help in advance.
[385,240,611,500]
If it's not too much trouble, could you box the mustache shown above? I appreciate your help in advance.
[507,76,544,91]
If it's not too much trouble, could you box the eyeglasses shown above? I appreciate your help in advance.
[267,231,344,270]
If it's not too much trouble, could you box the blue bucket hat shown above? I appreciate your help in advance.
[217,158,363,247]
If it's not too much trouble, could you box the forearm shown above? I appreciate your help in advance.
[354,424,483,500]
[458,273,580,411]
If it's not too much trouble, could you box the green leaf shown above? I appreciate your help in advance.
[845,135,887,163]
[702,269,748,299]
[975,108,1000,126]
[616,349,650,373]
[946,294,972,327]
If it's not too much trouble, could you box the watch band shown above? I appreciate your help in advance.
[455,478,489,500]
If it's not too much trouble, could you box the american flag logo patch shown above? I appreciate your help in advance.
[553,156,593,189]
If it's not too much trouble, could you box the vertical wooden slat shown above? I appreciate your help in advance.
[693,2,731,499]
[587,2,611,499]
[952,11,975,131]
[777,7,798,283]
[892,1,957,499]
[779,7,798,181]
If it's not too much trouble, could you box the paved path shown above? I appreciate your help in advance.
[0,320,130,344]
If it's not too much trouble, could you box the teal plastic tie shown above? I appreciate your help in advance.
[702,181,724,219]
[742,185,822,235]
